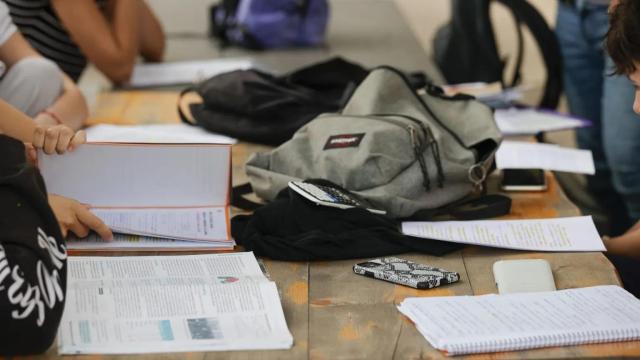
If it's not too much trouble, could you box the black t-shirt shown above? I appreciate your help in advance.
[0,134,67,356]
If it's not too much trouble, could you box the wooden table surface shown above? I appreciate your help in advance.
[16,90,639,360]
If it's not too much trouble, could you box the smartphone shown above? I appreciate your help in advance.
[500,169,547,191]
[353,257,460,289]
[493,259,556,294]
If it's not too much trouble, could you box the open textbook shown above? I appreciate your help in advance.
[128,58,256,88]
[39,142,233,249]
[58,252,294,354]
[398,285,640,356]
[402,216,605,252]
[67,233,235,251]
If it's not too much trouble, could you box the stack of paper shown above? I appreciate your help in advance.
[39,141,234,250]
[398,285,640,356]
[402,216,605,252]
[86,123,236,144]
[58,252,294,354]
[129,58,256,88]
[496,141,595,174]
[441,82,528,107]
[495,108,589,136]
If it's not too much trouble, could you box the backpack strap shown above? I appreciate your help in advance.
[496,0,563,109]
[177,86,197,126]
[506,5,525,87]
[231,182,264,211]
[405,194,512,221]
[209,0,240,44]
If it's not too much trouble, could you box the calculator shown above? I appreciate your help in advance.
[288,181,386,214]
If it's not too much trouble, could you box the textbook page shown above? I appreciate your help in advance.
[495,108,589,136]
[398,285,640,355]
[86,124,236,144]
[58,253,293,354]
[402,216,605,251]
[39,143,231,207]
[67,233,235,251]
[496,141,595,174]
[92,207,230,241]
[129,58,255,88]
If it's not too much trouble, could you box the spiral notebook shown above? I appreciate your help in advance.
[398,285,640,356]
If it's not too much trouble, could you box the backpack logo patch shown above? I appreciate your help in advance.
[323,133,365,150]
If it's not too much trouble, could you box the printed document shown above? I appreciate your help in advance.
[58,252,293,354]
[129,58,256,88]
[495,108,589,136]
[92,207,229,241]
[496,141,595,174]
[402,216,605,251]
[398,285,640,355]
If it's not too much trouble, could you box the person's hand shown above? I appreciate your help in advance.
[32,124,85,155]
[34,111,60,127]
[603,219,640,258]
[48,194,113,240]
[609,0,620,12]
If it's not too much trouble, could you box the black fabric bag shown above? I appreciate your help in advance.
[179,57,427,146]
[231,179,491,261]
[0,135,67,356]
[433,0,562,109]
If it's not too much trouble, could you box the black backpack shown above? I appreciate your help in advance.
[179,57,428,146]
[434,0,562,109]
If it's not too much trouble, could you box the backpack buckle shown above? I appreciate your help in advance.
[468,164,486,193]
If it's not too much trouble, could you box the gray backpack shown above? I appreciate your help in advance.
[245,67,502,218]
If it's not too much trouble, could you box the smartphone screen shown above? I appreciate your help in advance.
[501,169,547,191]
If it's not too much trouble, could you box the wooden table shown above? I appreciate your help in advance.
[19,90,640,360]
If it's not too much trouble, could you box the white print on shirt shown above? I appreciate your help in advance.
[0,227,66,327]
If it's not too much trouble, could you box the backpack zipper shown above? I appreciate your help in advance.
[370,113,445,188]
[371,66,469,151]
[341,114,442,191]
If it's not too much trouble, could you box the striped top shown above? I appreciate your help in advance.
[4,0,104,81]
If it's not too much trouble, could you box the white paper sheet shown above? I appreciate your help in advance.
[92,207,230,241]
[495,108,589,136]
[129,58,256,88]
[496,141,595,174]
[398,285,640,355]
[86,124,236,144]
[67,233,234,251]
[402,216,605,251]
[58,253,293,354]
[39,143,231,207]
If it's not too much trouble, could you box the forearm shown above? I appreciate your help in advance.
[53,0,141,84]
[0,100,36,142]
[107,0,140,81]
[606,233,640,258]
[41,75,88,130]
[139,0,165,62]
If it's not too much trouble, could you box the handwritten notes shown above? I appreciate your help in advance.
[402,216,605,251]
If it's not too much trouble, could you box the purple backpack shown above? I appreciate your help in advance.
[210,0,329,49]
